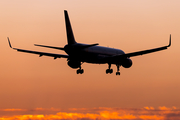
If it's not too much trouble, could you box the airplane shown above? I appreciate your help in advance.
[8,10,171,75]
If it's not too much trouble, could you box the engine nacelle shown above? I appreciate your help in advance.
[67,60,81,69]
[122,58,133,68]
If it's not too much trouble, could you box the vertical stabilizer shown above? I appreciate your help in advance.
[64,10,77,45]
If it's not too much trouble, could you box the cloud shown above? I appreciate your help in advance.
[144,106,155,110]
[0,107,180,120]
[159,106,171,111]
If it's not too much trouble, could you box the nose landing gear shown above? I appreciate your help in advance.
[116,64,120,76]
[116,72,120,75]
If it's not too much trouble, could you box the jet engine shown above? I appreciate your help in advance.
[67,60,81,69]
[121,58,132,68]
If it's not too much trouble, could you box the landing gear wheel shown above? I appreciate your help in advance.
[76,69,80,74]
[110,69,113,74]
[115,64,121,75]
[116,72,120,75]
[106,69,113,74]
[77,69,84,74]
[106,63,113,74]
[106,69,109,74]
[80,69,84,74]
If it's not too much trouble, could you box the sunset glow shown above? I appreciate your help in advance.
[0,107,180,120]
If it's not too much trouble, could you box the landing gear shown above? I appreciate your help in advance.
[106,69,113,74]
[106,63,113,74]
[77,69,84,74]
[116,64,120,76]
[116,72,120,75]
[76,65,84,74]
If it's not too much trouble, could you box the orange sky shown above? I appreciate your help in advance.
[0,0,180,116]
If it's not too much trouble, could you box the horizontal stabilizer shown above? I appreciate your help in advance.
[34,44,64,50]
[79,43,99,49]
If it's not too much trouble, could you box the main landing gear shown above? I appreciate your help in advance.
[106,63,113,74]
[77,69,84,74]
[76,66,84,74]
[106,64,121,75]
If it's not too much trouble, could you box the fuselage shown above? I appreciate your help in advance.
[64,43,125,64]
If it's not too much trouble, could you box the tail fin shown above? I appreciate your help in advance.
[64,10,77,45]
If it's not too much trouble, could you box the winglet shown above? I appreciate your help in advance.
[7,37,12,48]
[168,34,171,47]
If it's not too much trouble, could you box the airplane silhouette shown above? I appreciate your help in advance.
[8,10,171,75]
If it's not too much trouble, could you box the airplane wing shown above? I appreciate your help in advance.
[8,38,69,59]
[110,35,171,59]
